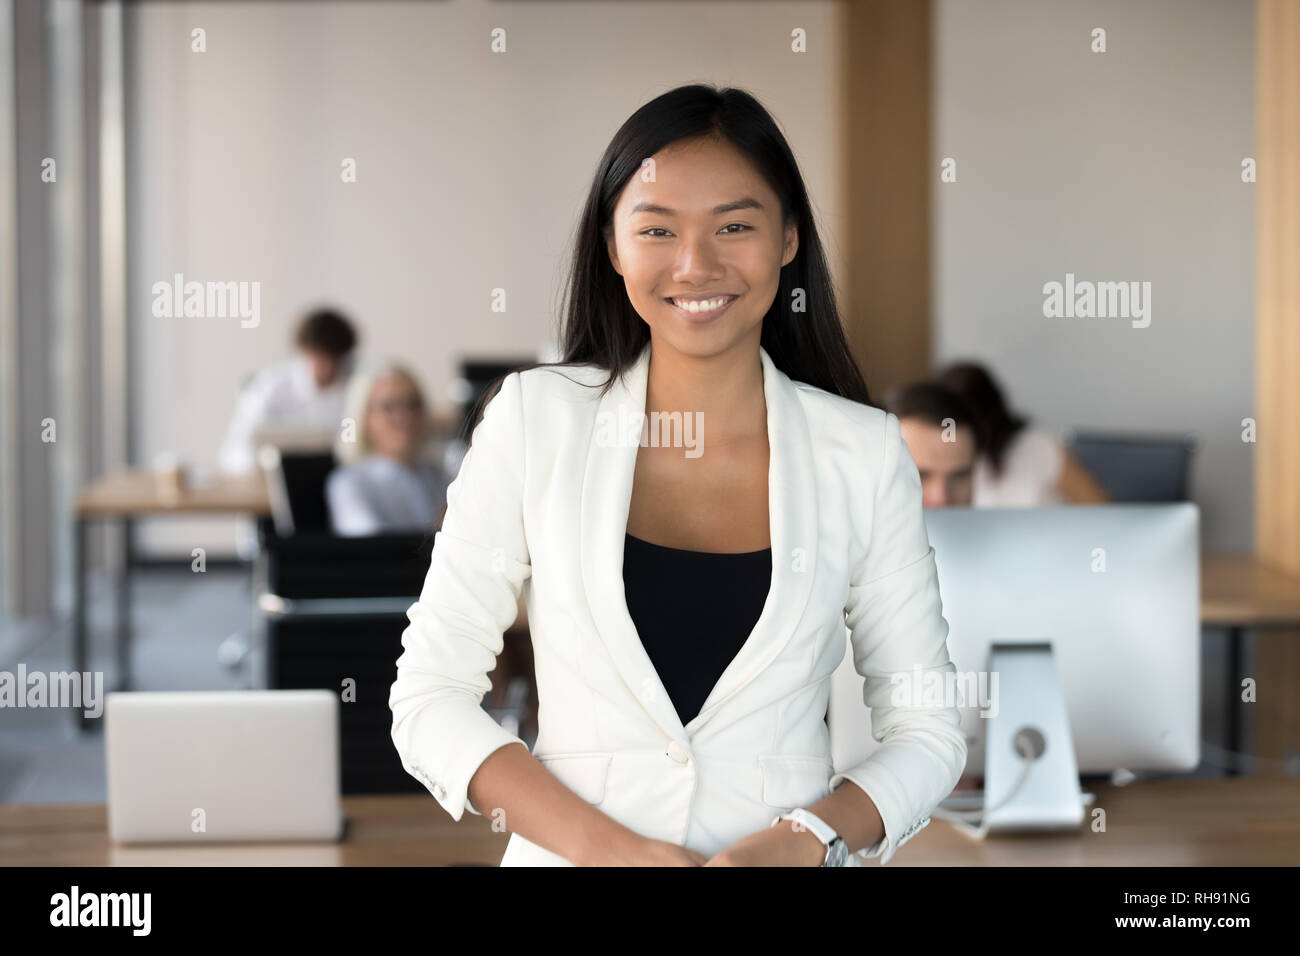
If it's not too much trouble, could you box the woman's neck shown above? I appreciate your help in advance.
[374,448,414,466]
[644,336,767,443]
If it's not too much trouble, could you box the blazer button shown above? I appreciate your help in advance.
[665,740,691,764]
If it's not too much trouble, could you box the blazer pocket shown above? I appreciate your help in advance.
[536,752,613,806]
[759,754,836,810]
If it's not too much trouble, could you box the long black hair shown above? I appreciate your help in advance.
[556,83,871,405]
[462,84,873,438]
[934,362,1028,477]
[435,84,877,536]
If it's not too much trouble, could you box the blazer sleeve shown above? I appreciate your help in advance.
[388,371,532,820]
[830,410,968,864]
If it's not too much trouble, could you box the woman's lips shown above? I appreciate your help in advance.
[664,294,740,323]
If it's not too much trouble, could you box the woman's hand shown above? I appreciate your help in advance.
[579,829,709,866]
[704,820,827,866]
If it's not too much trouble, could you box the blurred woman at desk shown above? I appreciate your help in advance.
[936,361,1108,507]
[327,362,451,536]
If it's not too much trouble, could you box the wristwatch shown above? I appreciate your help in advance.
[770,807,849,867]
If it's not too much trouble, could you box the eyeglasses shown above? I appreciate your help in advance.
[373,397,422,415]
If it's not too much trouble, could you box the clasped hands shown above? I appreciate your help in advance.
[588,818,827,866]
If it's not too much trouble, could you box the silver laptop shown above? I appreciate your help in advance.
[105,690,344,843]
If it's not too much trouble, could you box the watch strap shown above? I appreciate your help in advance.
[770,808,843,865]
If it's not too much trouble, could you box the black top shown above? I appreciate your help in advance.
[622,532,772,725]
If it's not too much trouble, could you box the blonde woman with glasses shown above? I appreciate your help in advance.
[327,362,450,536]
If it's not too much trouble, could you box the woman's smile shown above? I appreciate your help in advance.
[664,293,741,323]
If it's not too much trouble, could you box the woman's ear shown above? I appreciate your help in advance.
[605,227,624,277]
[781,221,799,268]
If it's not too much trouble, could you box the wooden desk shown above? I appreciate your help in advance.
[901,775,1300,866]
[75,470,271,518]
[73,470,271,725]
[2,776,1296,866]
[1201,552,1300,627]
[1199,552,1300,768]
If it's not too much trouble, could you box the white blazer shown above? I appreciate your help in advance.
[389,342,967,866]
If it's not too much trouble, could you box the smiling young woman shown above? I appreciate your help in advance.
[389,84,967,867]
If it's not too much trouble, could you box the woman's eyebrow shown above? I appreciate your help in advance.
[630,197,765,216]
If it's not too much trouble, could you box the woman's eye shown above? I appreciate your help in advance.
[640,224,751,237]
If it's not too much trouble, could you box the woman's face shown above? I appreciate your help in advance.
[605,136,798,362]
[366,372,424,461]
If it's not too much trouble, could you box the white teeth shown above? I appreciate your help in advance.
[672,296,732,314]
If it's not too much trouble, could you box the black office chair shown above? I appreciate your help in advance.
[261,529,434,599]
[1064,430,1197,502]
[259,447,338,535]
[251,444,531,793]
[254,525,436,794]
[218,447,336,671]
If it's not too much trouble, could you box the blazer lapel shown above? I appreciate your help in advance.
[691,346,818,727]
[578,341,819,743]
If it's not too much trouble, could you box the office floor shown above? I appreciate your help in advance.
[0,566,1251,805]
[0,566,252,804]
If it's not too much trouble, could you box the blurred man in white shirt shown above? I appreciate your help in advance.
[218,308,360,475]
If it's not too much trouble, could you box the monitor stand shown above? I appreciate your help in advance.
[979,642,1089,833]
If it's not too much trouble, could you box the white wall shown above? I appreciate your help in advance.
[933,0,1256,549]
[127,0,1255,557]
[126,0,847,556]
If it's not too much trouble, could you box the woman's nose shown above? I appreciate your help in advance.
[673,236,724,278]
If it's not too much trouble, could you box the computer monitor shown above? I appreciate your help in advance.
[251,423,338,454]
[1064,430,1196,501]
[829,503,1200,790]
[453,357,539,439]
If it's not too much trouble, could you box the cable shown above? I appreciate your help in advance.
[930,735,1094,842]
[930,740,1298,844]
[934,735,1038,821]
